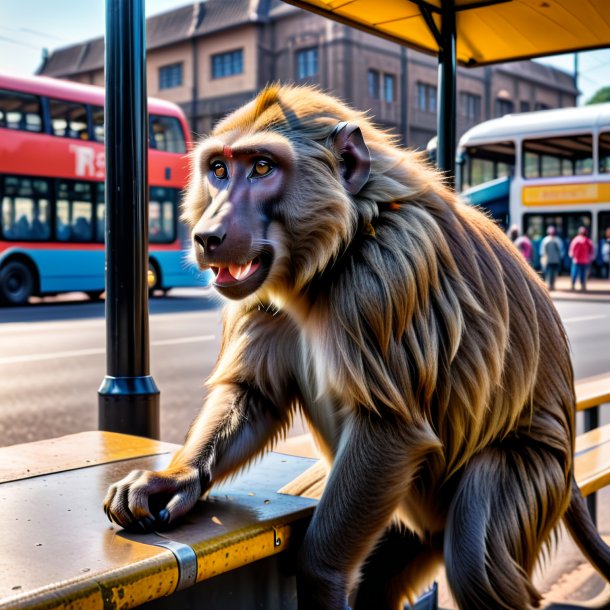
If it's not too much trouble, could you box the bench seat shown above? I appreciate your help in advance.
[575,423,610,497]
[0,432,316,610]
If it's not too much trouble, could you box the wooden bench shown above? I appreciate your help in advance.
[575,373,610,524]
[0,373,608,610]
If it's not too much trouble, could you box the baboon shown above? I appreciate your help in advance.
[104,85,610,610]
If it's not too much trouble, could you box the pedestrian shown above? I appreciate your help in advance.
[568,226,595,291]
[508,224,533,265]
[539,225,563,291]
[601,227,610,279]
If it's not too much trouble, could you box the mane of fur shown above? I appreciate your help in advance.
[191,84,575,478]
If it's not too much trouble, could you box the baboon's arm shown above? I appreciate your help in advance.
[104,309,300,531]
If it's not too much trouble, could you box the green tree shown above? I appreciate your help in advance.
[586,86,610,105]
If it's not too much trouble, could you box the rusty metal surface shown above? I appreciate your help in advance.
[0,431,178,484]
[0,433,317,610]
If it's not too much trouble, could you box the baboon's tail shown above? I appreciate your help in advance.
[563,477,610,579]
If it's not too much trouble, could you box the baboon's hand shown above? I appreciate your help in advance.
[103,466,202,532]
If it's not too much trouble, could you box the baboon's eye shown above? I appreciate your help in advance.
[210,161,228,180]
[250,159,274,178]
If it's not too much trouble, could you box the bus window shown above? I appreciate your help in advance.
[524,212,592,269]
[600,132,610,173]
[0,89,42,132]
[149,187,177,243]
[56,180,94,241]
[460,141,515,190]
[523,135,592,179]
[1,176,50,240]
[92,106,105,143]
[50,99,89,140]
[150,115,186,153]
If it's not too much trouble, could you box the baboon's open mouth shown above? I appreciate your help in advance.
[210,251,273,299]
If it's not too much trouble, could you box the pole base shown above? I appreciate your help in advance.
[98,376,160,439]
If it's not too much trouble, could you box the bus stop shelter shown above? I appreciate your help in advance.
[284,0,610,180]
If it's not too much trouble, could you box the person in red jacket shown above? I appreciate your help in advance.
[568,226,595,291]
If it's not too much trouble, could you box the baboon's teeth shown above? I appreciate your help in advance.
[228,260,253,281]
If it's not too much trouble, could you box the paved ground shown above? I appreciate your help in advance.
[549,275,610,301]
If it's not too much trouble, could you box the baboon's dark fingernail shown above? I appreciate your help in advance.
[156,509,170,526]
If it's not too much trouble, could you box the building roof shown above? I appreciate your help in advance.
[497,60,577,96]
[40,0,274,78]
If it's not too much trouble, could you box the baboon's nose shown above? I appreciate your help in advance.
[194,232,225,254]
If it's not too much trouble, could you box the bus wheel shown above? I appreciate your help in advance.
[148,260,161,296]
[0,260,35,305]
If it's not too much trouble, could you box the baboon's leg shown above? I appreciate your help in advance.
[444,443,569,610]
[352,525,441,610]
[296,413,422,610]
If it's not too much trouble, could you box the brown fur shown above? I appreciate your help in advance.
[105,85,610,610]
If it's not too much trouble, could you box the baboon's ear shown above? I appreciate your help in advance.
[331,122,371,195]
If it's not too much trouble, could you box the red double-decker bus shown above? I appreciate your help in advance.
[0,73,209,305]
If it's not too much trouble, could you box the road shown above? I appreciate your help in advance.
[0,289,223,446]
[1,291,609,448]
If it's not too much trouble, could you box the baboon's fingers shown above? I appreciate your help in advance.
[103,467,200,532]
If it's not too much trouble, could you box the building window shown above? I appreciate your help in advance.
[495,98,514,117]
[417,82,437,112]
[460,92,481,120]
[159,63,183,90]
[535,102,550,111]
[520,100,531,113]
[296,48,318,79]
[212,50,243,79]
[368,70,380,98]
[384,74,396,103]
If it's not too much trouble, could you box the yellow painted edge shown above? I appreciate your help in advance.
[1,550,179,610]
[100,554,179,609]
[0,579,102,610]
[193,523,298,582]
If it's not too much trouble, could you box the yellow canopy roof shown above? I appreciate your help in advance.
[284,0,610,66]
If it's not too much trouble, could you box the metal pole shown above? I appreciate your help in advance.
[436,0,457,186]
[98,0,160,439]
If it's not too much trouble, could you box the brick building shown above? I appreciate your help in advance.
[39,0,577,149]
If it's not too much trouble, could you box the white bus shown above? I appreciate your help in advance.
[457,103,610,271]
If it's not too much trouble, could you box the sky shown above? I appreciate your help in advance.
[1,0,609,105]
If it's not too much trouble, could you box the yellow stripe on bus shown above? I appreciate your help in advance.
[522,182,610,206]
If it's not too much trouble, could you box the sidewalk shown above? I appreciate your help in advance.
[549,275,610,302]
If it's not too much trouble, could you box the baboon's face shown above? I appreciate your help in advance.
[184,90,371,302]
[189,134,295,300]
